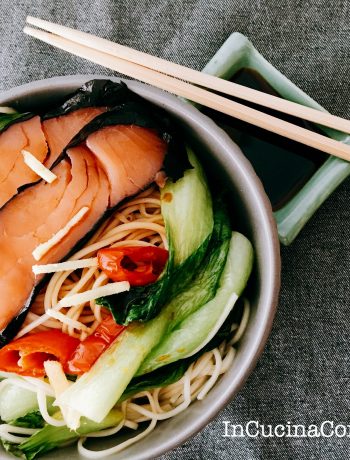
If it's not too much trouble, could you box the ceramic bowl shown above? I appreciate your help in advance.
[0,76,280,460]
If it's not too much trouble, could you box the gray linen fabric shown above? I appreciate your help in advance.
[0,1,350,459]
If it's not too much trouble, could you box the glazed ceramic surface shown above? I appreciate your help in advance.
[203,32,350,245]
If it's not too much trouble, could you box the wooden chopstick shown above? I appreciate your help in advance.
[26,16,350,135]
[23,24,350,162]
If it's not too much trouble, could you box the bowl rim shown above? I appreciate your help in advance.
[0,75,281,460]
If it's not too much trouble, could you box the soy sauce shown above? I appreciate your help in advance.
[201,68,328,211]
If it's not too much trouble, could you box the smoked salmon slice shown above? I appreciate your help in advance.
[0,145,110,334]
[86,125,165,207]
[42,107,106,168]
[0,79,131,209]
[0,108,106,209]
[0,102,168,343]
[0,116,48,208]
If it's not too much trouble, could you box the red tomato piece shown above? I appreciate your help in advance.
[66,314,125,375]
[0,330,80,377]
[97,246,168,286]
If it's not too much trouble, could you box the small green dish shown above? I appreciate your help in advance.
[202,32,350,245]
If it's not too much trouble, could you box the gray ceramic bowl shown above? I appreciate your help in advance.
[0,75,280,460]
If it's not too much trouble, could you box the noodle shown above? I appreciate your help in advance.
[76,300,250,457]
[0,425,39,443]
[229,298,250,345]
[19,186,164,339]
[3,300,250,453]
[197,348,222,400]
[4,186,251,457]
[1,376,55,398]
[37,389,66,427]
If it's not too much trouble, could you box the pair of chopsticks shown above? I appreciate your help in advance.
[24,16,350,161]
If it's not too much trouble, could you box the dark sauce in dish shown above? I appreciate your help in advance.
[201,68,328,211]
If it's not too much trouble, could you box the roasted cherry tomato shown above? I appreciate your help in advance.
[97,246,168,286]
[66,315,125,375]
[0,330,80,377]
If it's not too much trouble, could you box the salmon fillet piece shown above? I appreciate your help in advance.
[42,107,106,167]
[86,125,165,207]
[0,107,106,209]
[0,124,167,338]
[0,116,48,208]
[0,147,109,332]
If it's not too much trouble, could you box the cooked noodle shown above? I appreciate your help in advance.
[5,186,251,457]
[2,307,250,457]
[77,302,249,459]
[19,185,165,340]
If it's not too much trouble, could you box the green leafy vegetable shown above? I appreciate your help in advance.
[56,223,246,425]
[56,150,253,426]
[120,304,242,402]
[0,112,33,134]
[138,232,253,374]
[97,148,213,324]
[16,409,123,460]
[0,412,44,459]
[164,197,231,328]
[96,263,173,324]
[119,358,189,403]
[0,383,54,423]
[161,148,213,266]
[1,303,240,460]
[10,412,45,430]
[1,440,23,459]
[57,317,169,422]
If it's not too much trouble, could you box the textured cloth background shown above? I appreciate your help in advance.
[0,1,350,459]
